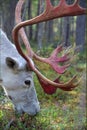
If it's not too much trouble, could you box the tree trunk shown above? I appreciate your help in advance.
[62,17,70,46]
[62,0,73,46]
[37,0,44,49]
[34,0,40,41]
[46,0,54,44]
[76,0,86,51]
[70,16,75,38]
[28,0,33,40]
[0,11,3,29]
[3,0,18,41]
[59,19,63,42]
[46,20,54,44]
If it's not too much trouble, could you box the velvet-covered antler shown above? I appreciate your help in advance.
[12,0,86,94]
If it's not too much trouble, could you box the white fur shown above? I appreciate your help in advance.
[0,29,40,115]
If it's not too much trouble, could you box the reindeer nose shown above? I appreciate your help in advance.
[25,80,31,85]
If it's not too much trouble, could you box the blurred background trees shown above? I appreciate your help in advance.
[0,1,86,129]
[0,0,86,51]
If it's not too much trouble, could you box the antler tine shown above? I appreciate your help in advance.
[13,0,86,27]
[12,0,86,94]
[46,0,53,8]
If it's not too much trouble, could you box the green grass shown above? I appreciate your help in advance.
[0,50,86,130]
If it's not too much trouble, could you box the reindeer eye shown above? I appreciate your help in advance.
[25,80,31,85]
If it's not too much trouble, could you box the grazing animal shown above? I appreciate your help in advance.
[0,0,86,115]
[0,29,40,115]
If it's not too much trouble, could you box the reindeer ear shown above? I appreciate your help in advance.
[6,57,19,70]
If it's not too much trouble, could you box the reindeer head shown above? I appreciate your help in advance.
[0,29,40,116]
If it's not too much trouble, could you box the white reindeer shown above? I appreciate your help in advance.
[0,29,40,115]
[0,0,86,116]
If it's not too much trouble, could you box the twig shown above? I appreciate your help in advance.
[4,118,15,130]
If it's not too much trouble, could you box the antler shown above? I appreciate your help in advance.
[12,0,86,94]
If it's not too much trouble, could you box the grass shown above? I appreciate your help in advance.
[0,48,86,130]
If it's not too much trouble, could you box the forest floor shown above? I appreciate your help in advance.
[0,50,86,130]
